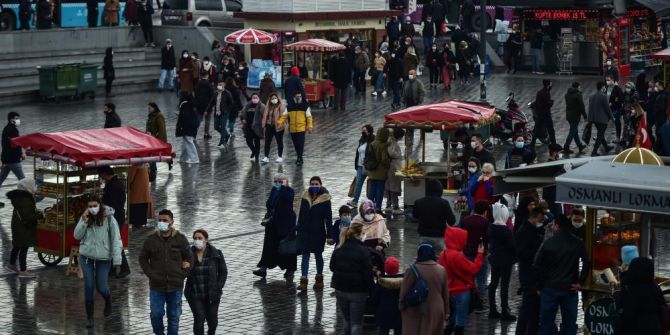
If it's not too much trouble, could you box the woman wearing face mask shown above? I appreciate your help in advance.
[240,93,265,161]
[261,94,285,164]
[296,176,333,291]
[466,162,495,216]
[185,229,228,335]
[463,157,480,209]
[352,200,391,259]
[347,125,375,208]
[384,128,404,214]
[253,174,297,279]
[442,43,456,90]
[235,61,250,101]
[178,50,198,94]
[426,43,443,88]
[73,195,122,329]
[200,56,218,86]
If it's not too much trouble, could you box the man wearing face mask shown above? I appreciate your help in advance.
[158,39,176,92]
[0,112,26,207]
[98,166,130,278]
[588,82,614,156]
[567,208,585,241]
[604,58,619,83]
[139,209,192,335]
[421,15,436,56]
[514,208,546,335]
[385,49,404,109]
[277,92,313,165]
[467,134,495,168]
[605,75,625,142]
[505,134,536,169]
[103,103,121,128]
[400,17,415,40]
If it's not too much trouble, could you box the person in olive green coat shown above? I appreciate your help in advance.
[365,128,391,211]
[5,178,40,277]
[145,102,170,182]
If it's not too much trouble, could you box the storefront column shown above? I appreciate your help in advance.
[641,215,651,258]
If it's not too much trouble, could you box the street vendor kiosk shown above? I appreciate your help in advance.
[384,100,499,218]
[11,127,172,267]
[555,147,670,334]
[653,48,670,86]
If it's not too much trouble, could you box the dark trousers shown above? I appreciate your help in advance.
[19,16,30,30]
[563,120,584,150]
[489,263,512,310]
[539,288,578,335]
[531,115,556,145]
[334,86,348,110]
[10,246,29,271]
[516,290,540,335]
[244,129,261,158]
[263,126,284,158]
[149,162,157,182]
[140,20,153,43]
[429,67,440,84]
[290,132,306,160]
[592,122,609,155]
[188,298,220,335]
[87,13,98,28]
[105,79,113,94]
[391,79,401,106]
[612,108,622,138]
[353,70,366,93]
[129,203,148,227]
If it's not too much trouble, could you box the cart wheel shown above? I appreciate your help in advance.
[38,252,63,266]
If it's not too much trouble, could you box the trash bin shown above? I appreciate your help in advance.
[77,64,99,99]
[37,63,81,101]
[37,66,57,101]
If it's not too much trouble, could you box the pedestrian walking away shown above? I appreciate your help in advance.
[459,200,490,306]
[414,178,455,253]
[5,178,40,278]
[214,80,234,147]
[260,94,286,164]
[98,166,130,278]
[145,102,170,181]
[139,209,193,335]
[138,0,155,47]
[185,229,228,335]
[487,202,517,321]
[73,195,122,329]
[0,112,26,208]
[530,79,556,146]
[365,128,391,211]
[176,91,200,163]
[588,82,614,156]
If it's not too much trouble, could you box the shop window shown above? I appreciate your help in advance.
[195,0,222,11]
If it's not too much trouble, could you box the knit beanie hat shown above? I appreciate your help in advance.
[621,245,639,266]
[290,66,300,76]
[384,256,400,275]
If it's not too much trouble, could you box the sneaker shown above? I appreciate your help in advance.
[275,157,283,163]
[253,268,267,278]
[381,91,387,97]
[18,271,36,278]
[537,71,545,75]
[261,157,270,164]
[346,200,357,207]
[371,92,378,96]
[4,264,18,274]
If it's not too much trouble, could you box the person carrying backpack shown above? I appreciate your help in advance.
[364,128,391,211]
[399,242,450,334]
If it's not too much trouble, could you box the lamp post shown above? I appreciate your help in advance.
[479,0,487,102]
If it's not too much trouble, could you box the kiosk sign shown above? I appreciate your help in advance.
[584,298,618,335]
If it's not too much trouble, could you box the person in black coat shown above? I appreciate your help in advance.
[86,0,99,27]
[606,75,625,141]
[194,78,214,127]
[653,81,669,153]
[430,0,445,36]
[0,112,25,207]
[385,51,404,109]
[284,67,307,108]
[138,0,155,47]
[98,166,130,277]
[35,0,52,30]
[514,208,545,335]
[330,222,374,335]
[103,47,115,97]
[370,256,403,334]
[18,0,34,30]
[425,43,443,87]
[332,53,352,112]
[386,16,400,43]
[103,103,121,128]
[296,176,333,291]
[618,257,667,335]
[413,179,455,253]
[530,79,556,146]
[176,91,200,163]
[488,202,517,321]
[159,39,176,92]
[185,230,228,335]
[513,196,536,232]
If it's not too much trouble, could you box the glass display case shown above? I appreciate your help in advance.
[591,208,641,272]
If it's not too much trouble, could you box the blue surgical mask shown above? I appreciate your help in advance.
[157,221,170,232]
[515,141,524,149]
[340,217,351,225]
[309,186,320,194]
[273,182,282,190]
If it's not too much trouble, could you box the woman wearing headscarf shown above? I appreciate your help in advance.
[5,178,40,278]
[253,174,297,279]
[487,202,517,321]
[399,243,450,335]
[178,50,198,94]
[441,42,456,89]
[352,199,391,272]
[618,257,667,335]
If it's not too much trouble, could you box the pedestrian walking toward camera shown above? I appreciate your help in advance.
[139,209,192,335]
[0,112,26,207]
[194,76,214,130]
[240,93,265,161]
[138,0,155,47]
[260,94,285,164]
[185,229,228,335]
[5,178,40,278]
[353,46,370,95]
[103,0,119,26]
[73,195,122,329]
[145,102,169,181]
[178,50,198,94]
[588,82,614,156]
[103,103,121,128]
[296,176,332,291]
[347,125,374,207]
[214,80,234,146]
[441,43,456,89]
[399,243,449,335]
[253,174,297,279]
[277,92,312,166]
[403,47,419,79]
[330,222,373,335]
[426,43,442,87]
[98,166,130,278]
[35,0,52,29]
[385,51,403,109]
[86,0,99,27]
[456,41,474,85]
[372,50,386,96]
[158,39,176,92]
[225,77,243,136]
[176,91,200,163]
[487,202,517,321]
[103,48,115,97]
[563,82,587,154]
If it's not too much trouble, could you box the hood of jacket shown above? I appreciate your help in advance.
[302,188,332,207]
[445,226,467,252]
[425,178,443,197]
[6,189,33,201]
[378,275,403,289]
[374,128,390,143]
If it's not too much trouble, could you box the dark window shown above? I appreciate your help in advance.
[195,0,222,11]
[163,0,188,10]
[224,0,241,12]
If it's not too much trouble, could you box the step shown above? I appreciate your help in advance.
[0,47,154,71]
[0,59,161,89]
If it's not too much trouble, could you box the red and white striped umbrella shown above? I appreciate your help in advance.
[284,39,346,52]
[224,28,276,45]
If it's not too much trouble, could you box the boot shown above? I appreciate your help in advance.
[116,252,130,278]
[313,274,324,290]
[500,308,517,322]
[489,305,501,319]
[252,268,267,278]
[85,302,94,328]
[104,296,112,317]
[454,326,464,335]
[298,277,308,291]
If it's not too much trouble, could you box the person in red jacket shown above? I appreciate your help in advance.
[438,226,484,335]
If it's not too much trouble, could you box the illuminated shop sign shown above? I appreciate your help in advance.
[523,9,599,21]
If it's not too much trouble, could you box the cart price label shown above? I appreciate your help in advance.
[584,298,617,335]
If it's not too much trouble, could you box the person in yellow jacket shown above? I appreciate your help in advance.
[277,92,313,166]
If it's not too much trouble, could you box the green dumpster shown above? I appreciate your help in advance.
[37,64,81,101]
[77,64,99,99]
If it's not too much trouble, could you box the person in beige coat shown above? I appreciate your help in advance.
[384,128,403,214]
[260,93,286,164]
[103,0,120,26]
[128,164,153,228]
[399,242,450,335]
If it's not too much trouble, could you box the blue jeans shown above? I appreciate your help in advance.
[158,69,175,90]
[353,166,367,203]
[0,162,25,189]
[228,114,237,134]
[539,288,578,335]
[423,36,434,53]
[369,180,385,212]
[374,73,385,92]
[391,79,402,106]
[180,136,199,162]
[336,290,367,335]
[301,252,323,277]
[79,256,111,304]
[467,254,488,296]
[563,120,584,150]
[150,288,183,335]
[451,290,471,327]
[531,48,542,72]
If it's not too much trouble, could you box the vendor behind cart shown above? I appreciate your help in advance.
[98,166,130,278]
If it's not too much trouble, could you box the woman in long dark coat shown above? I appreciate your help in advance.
[253,173,297,279]
[103,47,115,97]
[618,257,667,335]
[5,179,40,277]
[296,176,332,292]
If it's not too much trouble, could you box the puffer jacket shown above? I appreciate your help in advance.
[277,100,313,133]
[184,243,228,303]
[7,189,39,248]
[73,206,122,265]
[330,237,374,293]
[365,128,391,180]
[438,226,483,295]
[139,228,193,293]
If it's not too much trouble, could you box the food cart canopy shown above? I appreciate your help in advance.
[225,28,277,45]
[555,161,670,215]
[284,39,346,52]
[384,99,499,130]
[653,48,670,60]
[12,127,173,167]
[634,0,670,17]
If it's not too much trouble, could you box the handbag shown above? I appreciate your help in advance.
[582,122,593,145]
[404,264,430,306]
[260,211,273,227]
[278,233,297,255]
[347,177,356,198]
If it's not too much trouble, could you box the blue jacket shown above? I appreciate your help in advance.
[266,185,296,237]
[465,171,493,211]
[297,189,333,253]
[283,75,306,107]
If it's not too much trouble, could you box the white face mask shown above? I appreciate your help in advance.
[271,98,278,104]
[193,240,205,250]
[557,153,564,159]
[182,53,189,59]
[204,61,210,66]
[408,75,415,80]
[88,206,100,215]
[432,47,437,50]
[535,222,544,228]
[470,141,478,149]
[572,219,584,229]
[606,61,612,66]
[468,167,478,174]
[217,85,223,91]
[238,66,244,70]
[364,214,375,221]
[14,119,21,127]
